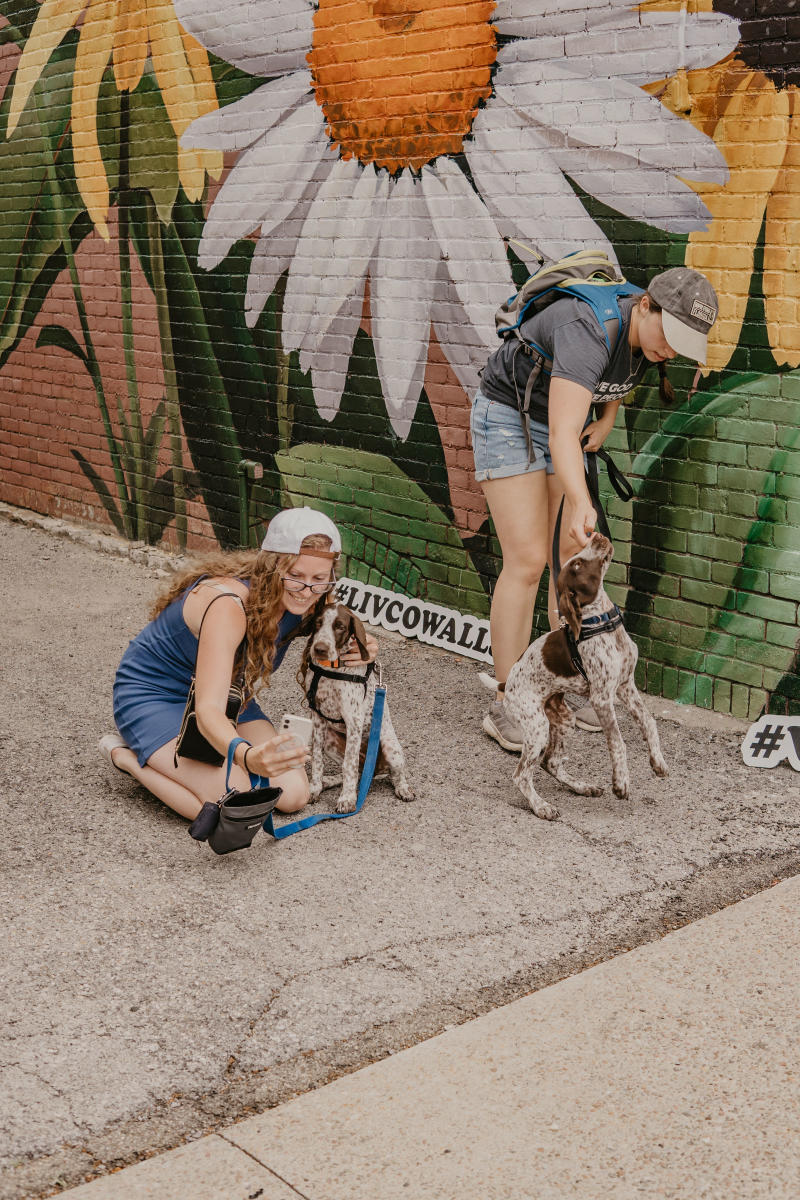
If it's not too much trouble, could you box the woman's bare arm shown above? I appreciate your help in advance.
[547,376,595,547]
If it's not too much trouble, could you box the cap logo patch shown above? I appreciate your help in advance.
[691,299,716,325]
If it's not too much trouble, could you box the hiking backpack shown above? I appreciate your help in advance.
[493,247,644,418]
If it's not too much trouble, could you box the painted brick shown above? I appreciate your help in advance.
[731,686,751,721]
[736,591,796,624]
[711,564,769,591]
[737,640,796,671]
[695,674,713,709]
[705,655,763,688]
[662,666,679,701]
[713,678,732,715]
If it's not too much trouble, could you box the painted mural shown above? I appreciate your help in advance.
[0,0,798,718]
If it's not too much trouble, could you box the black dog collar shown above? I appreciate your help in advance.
[560,605,625,680]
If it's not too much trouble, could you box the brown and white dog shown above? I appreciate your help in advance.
[299,604,415,813]
[504,533,667,820]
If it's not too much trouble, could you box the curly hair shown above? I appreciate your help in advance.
[150,534,338,700]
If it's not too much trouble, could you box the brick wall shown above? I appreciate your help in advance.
[0,0,798,717]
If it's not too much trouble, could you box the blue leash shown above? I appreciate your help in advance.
[263,684,387,840]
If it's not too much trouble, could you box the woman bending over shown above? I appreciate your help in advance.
[471,266,718,750]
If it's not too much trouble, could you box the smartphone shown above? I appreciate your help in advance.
[280,713,313,749]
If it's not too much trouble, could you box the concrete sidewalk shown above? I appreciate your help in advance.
[61,873,800,1199]
[2,508,799,1199]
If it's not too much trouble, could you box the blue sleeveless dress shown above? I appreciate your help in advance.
[113,583,301,766]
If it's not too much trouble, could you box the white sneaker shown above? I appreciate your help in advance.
[478,671,499,695]
[98,733,132,774]
[564,694,603,733]
[482,699,524,752]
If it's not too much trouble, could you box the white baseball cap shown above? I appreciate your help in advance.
[260,506,342,555]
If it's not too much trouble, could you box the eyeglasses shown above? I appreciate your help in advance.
[281,575,336,595]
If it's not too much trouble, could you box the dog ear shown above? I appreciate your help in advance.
[348,612,371,660]
[558,586,582,640]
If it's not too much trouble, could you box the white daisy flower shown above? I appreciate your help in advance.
[177,0,739,438]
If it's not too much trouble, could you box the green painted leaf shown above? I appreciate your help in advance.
[36,324,87,365]
[70,449,125,536]
[0,41,84,361]
[676,407,800,707]
[276,443,489,616]
[0,0,41,45]
[161,215,243,546]
[128,72,179,225]
[629,370,763,481]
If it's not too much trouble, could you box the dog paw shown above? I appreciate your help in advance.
[335,795,358,814]
[395,784,416,803]
[612,781,631,801]
[530,798,560,821]
[571,779,604,797]
[651,757,668,777]
[308,786,322,804]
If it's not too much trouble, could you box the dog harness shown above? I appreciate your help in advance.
[561,604,625,680]
[305,658,377,727]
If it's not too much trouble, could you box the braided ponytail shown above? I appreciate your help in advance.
[644,296,675,405]
[657,360,675,405]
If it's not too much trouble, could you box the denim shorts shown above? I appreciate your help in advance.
[470,389,553,481]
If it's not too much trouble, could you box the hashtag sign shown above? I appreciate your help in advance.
[749,724,784,758]
[742,716,800,772]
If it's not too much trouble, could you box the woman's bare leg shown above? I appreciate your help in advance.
[110,744,207,819]
[481,470,551,686]
[111,719,311,821]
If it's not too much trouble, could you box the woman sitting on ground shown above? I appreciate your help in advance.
[101,507,377,821]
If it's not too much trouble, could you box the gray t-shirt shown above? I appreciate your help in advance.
[480,295,646,420]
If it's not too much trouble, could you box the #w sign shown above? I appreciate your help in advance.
[741,715,800,772]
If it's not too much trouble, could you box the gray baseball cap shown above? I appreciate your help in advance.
[261,506,342,555]
[648,267,718,365]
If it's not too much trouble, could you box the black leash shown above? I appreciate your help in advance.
[552,442,633,679]
[552,441,633,586]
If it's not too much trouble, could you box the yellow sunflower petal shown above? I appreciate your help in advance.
[145,0,198,138]
[179,27,217,117]
[72,0,118,238]
[178,28,222,182]
[177,144,205,201]
[638,1,714,12]
[764,87,800,368]
[112,0,149,92]
[201,146,224,181]
[7,0,88,138]
[685,71,789,373]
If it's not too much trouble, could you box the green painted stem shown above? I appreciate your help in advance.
[44,147,133,537]
[274,274,292,508]
[146,194,186,549]
[118,92,146,540]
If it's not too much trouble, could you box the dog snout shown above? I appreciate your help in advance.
[311,634,336,659]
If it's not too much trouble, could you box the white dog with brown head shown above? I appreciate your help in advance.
[300,604,415,813]
[504,533,667,820]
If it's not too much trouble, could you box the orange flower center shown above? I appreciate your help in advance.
[308,0,497,173]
